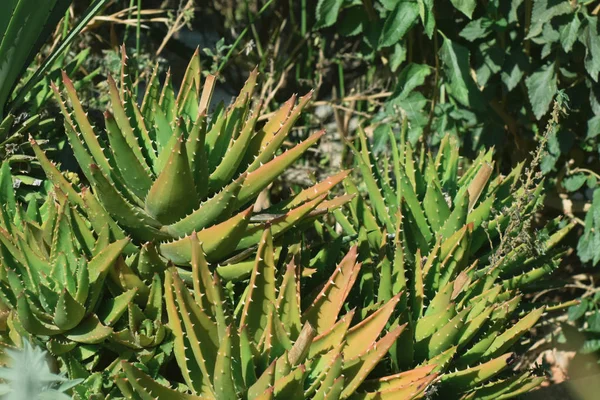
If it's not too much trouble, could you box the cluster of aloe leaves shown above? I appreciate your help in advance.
[31,48,349,272]
[315,129,575,398]
[0,47,573,400]
[118,230,441,399]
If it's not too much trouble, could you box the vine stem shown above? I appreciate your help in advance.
[571,167,600,181]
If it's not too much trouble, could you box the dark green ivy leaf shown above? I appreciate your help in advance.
[581,338,600,354]
[508,0,525,24]
[501,48,528,91]
[474,39,505,87]
[583,15,600,82]
[338,6,366,37]
[389,43,407,73]
[525,62,557,119]
[526,0,573,40]
[586,313,600,333]
[568,299,588,321]
[460,18,494,42]
[390,63,432,101]
[379,2,420,48]
[418,0,435,38]
[588,116,600,139]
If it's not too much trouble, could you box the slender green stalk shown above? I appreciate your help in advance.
[62,9,70,40]
[217,0,275,73]
[246,0,264,60]
[338,62,345,99]
[124,0,135,42]
[135,0,141,95]
[301,0,307,35]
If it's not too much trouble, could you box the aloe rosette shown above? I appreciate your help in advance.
[31,49,350,271]
[324,130,575,398]
[0,163,128,350]
[118,228,439,399]
[0,163,171,396]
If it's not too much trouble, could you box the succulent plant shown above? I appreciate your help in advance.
[319,129,575,398]
[0,162,173,396]
[31,49,349,272]
[0,339,82,400]
[118,229,439,399]
[0,162,129,345]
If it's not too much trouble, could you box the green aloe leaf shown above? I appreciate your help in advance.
[145,135,199,224]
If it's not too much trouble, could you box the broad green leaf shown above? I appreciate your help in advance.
[583,15,600,82]
[526,0,572,39]
[563,174,587,192]
[577,188,600,265]
[390,64,431,102]
[525,63,557,120]
[560,13,580,53]
[450,0,476,18]
[439,34,483,110]
[418,0,435,38]
[379,2,419,49]
[314,0,343,29]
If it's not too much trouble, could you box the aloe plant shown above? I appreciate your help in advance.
[118,228,438,399]
[32,49,349,272]
[0,162,173,396]
[317,129,575,398]
[0,163,128,344]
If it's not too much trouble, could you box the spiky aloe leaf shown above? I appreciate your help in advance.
[343,293,401,360]
[341,324,406,398]
[482,307,545,359]
[247,361,275,399]
[276,261,302,339]
[145,135,199,224]
[240,229,277,343]
[303,246,360,333]
[461,372,543,400]
[237,130,326,206]
[439,353,515,392]
[121,362,207,399]
[53,288,86,330]
[165,172,246,238]
[213,325,238,399]
[159,206,253,264]
[64,315,112,344]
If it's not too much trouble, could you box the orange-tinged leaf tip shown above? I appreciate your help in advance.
[107,74,117,87]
